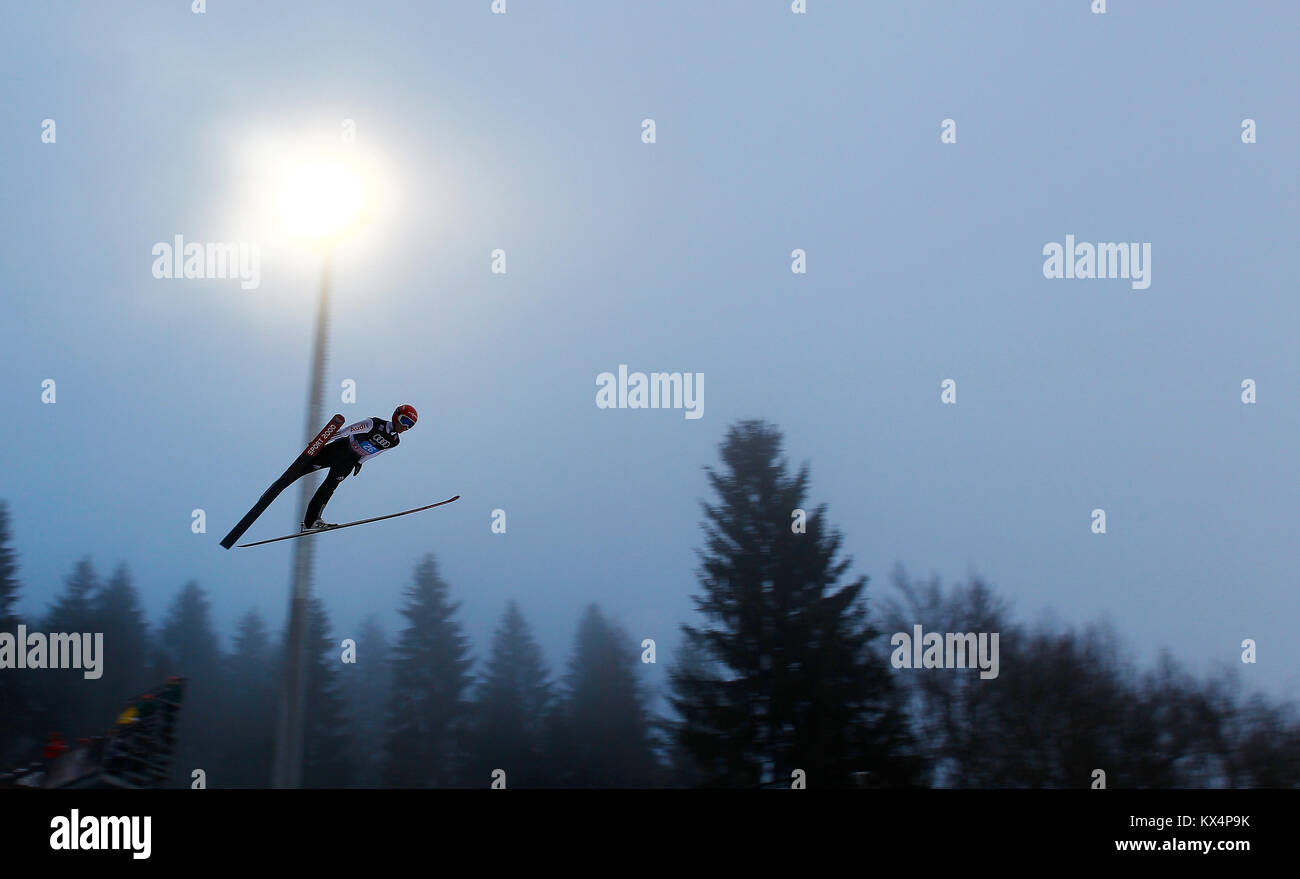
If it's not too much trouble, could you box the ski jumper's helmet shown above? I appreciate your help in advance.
[393,404,418,430]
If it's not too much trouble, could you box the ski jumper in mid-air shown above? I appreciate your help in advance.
[292,404,418,531]
[221,402,457,549]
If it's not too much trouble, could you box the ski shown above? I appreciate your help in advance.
[236,496,460,547]
[219,414,346,550]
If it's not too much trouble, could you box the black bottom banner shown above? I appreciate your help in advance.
[0,789,1286,867]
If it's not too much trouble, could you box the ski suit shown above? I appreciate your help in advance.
[292,416,402,526]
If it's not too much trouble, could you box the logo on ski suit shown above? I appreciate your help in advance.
[349,419,399,459]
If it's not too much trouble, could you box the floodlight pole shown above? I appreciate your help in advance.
[272,252,332,789]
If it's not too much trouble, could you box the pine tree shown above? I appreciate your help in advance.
[383,554,473,788]
[670,420,923,788]
[159,582,221,680]
[159,581,223,786]
[44,557,98,634]
[39,557,103,739]
[552,604,656,788]
[0,501,31,763]
[0,502,17,628]
[222,609,275,786]
[339,614,391,787]
[301,595,355,788]
[661,637,709,788]
[90,564,154,727]
[469,600,552,788]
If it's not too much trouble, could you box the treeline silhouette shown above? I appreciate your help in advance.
[1,420,1296,788]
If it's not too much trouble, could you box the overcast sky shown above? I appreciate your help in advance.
[2,1,1296,700]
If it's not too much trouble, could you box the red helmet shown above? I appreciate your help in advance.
[393,404,418,431]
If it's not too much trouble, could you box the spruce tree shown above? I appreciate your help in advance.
[224,609,275,786]
[0,501,30,762]
[40,557,103,738]
[44,557,98,634]
[383,554,473,787]
[159,581,223,786]
[552,604,656,788]
[160,582,221,677]
[469,600,552,788]
[91,564,153,726]
[301,595,355,788]
[0,502,17,628]
[340,614,391,787]
[670,420,923,788]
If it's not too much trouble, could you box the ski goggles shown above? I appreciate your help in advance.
[397,414,415,428]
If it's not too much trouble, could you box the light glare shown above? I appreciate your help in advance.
[275,159,367,242]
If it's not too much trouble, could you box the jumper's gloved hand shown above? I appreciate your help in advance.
[352,462,363,477]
